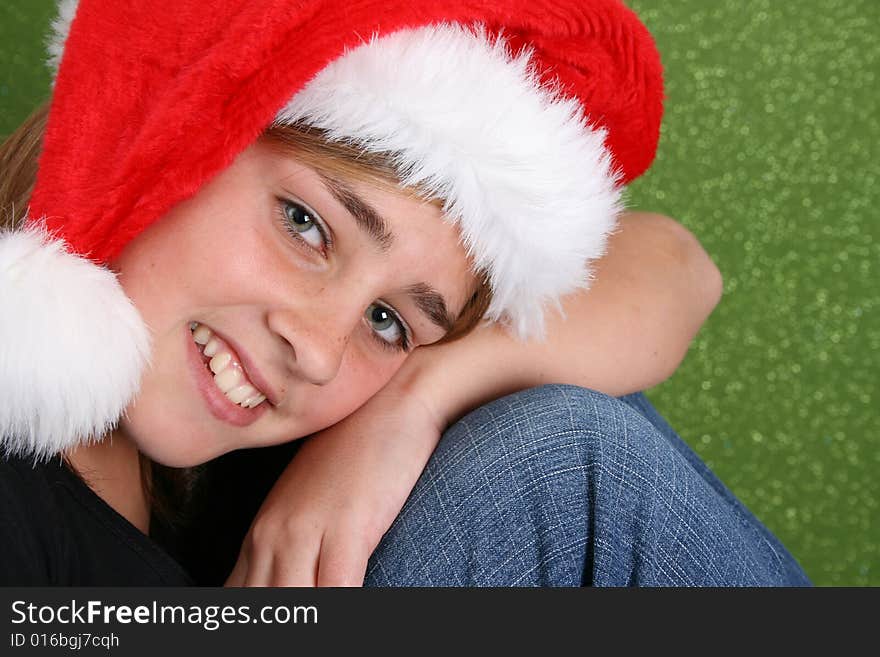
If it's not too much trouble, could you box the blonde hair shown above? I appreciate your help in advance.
[0,103,47,231]
[1,105,492,344]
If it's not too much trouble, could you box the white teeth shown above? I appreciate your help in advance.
[203,338,221,358]
[243,394,267,408]
[214,367,241,393]
[209,352,231,374]
[227,384,258,404]
[193,322,268,408]
[192,324,213,345]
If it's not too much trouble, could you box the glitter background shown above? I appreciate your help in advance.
[1,1,876,585]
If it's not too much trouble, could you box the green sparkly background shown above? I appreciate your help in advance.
[1,1,877,585]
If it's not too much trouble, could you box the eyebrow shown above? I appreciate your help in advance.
[317,171,394,253]
[316,171,456,335]
[406,283,455,335]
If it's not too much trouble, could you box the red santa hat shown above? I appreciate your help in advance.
[0,0,664,458]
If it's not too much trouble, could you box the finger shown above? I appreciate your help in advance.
[224,552,248,587]
[242,521,313,586]
[315,533,371,587]
[242,550,276,587]
[268,539,321,586]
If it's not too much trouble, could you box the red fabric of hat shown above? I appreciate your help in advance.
[31,0,663,263]
[1,0,664,458]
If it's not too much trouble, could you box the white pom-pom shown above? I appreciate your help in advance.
[0,225,150,460]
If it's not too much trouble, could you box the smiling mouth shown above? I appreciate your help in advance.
[190,322,267,408]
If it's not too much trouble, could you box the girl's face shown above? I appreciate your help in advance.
[110,139,476,467]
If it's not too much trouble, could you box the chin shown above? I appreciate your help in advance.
[141,444,224,469]
[145,450,212,469]
[120,419,224,468]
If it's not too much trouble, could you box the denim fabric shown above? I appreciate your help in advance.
[364,385,810,587]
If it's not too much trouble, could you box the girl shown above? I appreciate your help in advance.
[0,0,809,585]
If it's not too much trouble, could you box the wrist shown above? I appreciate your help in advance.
[386,323,529,431]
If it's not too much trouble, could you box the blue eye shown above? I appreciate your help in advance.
[365,302,411,352]
[279,198,331,253]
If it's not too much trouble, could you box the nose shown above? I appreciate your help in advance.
[267,297,359,387]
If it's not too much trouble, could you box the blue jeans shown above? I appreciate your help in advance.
[364,385,810,586]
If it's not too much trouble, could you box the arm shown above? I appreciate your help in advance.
[399,211,723,428]
[226,212,723,586]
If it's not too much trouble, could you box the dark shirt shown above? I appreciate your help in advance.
[173,441,302,585]
[0,453,193,585]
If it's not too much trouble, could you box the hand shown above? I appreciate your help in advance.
[224,212,719,586]
[224,384,444,586]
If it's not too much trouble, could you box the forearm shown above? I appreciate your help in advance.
[239,212,722,586]
[390,212,723,428]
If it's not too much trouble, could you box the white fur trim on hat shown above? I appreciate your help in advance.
[277,25,624,339]
[46,7,623,339]
[0,225,150,460]
[46,0,78,81]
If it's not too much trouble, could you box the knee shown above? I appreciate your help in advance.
[444,383,651,446]
[435,384,658,483]
[449,383,624,432]
[406,385,661,585]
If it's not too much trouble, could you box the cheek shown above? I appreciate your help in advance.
[301,351,405,429]
[113,213,288,341]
